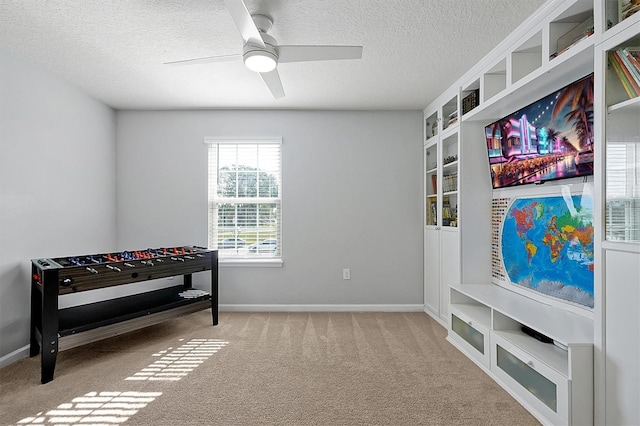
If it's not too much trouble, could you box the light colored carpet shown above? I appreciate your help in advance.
[0,311,539,425]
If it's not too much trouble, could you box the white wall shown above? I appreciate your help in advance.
[116,110,423,308]
[0,49,116,363]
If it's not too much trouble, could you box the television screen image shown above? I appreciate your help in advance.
[485,74,594,189]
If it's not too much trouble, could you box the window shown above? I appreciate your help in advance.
[206,138,282,263]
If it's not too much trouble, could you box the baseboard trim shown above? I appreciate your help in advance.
[0,344,30,369]
[219,304,424,312]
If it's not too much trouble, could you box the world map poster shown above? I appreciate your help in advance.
[497,194,594,308]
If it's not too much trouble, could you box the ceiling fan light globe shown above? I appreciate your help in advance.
[243,50,277,73]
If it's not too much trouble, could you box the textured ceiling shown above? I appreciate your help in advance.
[0,0,547,110]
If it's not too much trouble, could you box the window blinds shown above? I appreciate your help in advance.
[206,139,282,258]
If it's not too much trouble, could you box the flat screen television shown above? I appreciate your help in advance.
[485,73,594,189]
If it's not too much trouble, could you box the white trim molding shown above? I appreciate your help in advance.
[220,304,425,312]
[0,344,30,369]
[203,137,283,145]
[219,258,283,267]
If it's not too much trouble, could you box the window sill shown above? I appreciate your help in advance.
[219,258,283,268]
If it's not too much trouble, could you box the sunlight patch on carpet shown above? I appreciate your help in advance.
[13,391,162,425]
[11,339,229,424]
[125,338,229,381]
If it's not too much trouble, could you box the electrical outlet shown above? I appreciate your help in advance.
[343,268,351,280]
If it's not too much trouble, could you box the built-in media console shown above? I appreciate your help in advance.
[447,285,593,425]
[30,246,218,384]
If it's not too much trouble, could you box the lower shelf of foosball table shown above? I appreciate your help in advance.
[54,285,212,351]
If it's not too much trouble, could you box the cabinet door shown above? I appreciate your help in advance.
[491,332,569,425]
[605,111,640,242]
[605,249,640,425]
[440,230,459,322]
[424,227,440,316]
[449,307,490,368]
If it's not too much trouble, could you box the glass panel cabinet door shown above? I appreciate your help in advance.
[605,33,640,242]
[605,106,640,242]
[605,138,640,241]
[425,142,438,227]
[496,345,557,412]
[451,314,484,354]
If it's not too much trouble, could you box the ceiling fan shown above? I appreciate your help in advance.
[164,0,363,99]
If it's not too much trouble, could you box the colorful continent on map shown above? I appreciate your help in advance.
[509,201,537,238]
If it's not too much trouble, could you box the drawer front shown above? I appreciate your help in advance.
[449,310,490,369]
[491,332,569,424]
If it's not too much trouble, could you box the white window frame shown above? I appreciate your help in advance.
[205,137,283,267]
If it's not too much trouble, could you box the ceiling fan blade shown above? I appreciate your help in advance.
[277,45,363,63]
[164,54,241,66]
[260,68,285,99]
[223,0,265,48]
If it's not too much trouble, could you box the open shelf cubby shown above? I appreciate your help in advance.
[461,80,480,116]
[511,31,543,84]
[548,1,594,60]
[482,59,507,103]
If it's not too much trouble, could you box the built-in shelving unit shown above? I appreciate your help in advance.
[423,90,460,326]
[423,0,640,424]
[597,6,640,425]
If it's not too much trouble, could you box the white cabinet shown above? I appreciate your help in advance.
[423,228,459,324]
[423,97,460,326]
[603,248,640,426]
[491,332,571,425]
[439,229,459,322]
[597,8,640,425]
[448,286,593,426]
[423,227,440,316]
[448,291,491,369]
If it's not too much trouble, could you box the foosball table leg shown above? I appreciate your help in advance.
[40,269,59,384]
[40,341,58,384]
[212,251,218,326]
[30,266,41,357]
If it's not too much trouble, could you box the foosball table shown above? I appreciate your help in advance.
[30,245,218,383]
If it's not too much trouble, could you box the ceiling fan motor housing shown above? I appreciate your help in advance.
[243,32,278,72]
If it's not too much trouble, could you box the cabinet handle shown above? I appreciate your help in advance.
[467,320,473,326]
[526,360,534,368]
